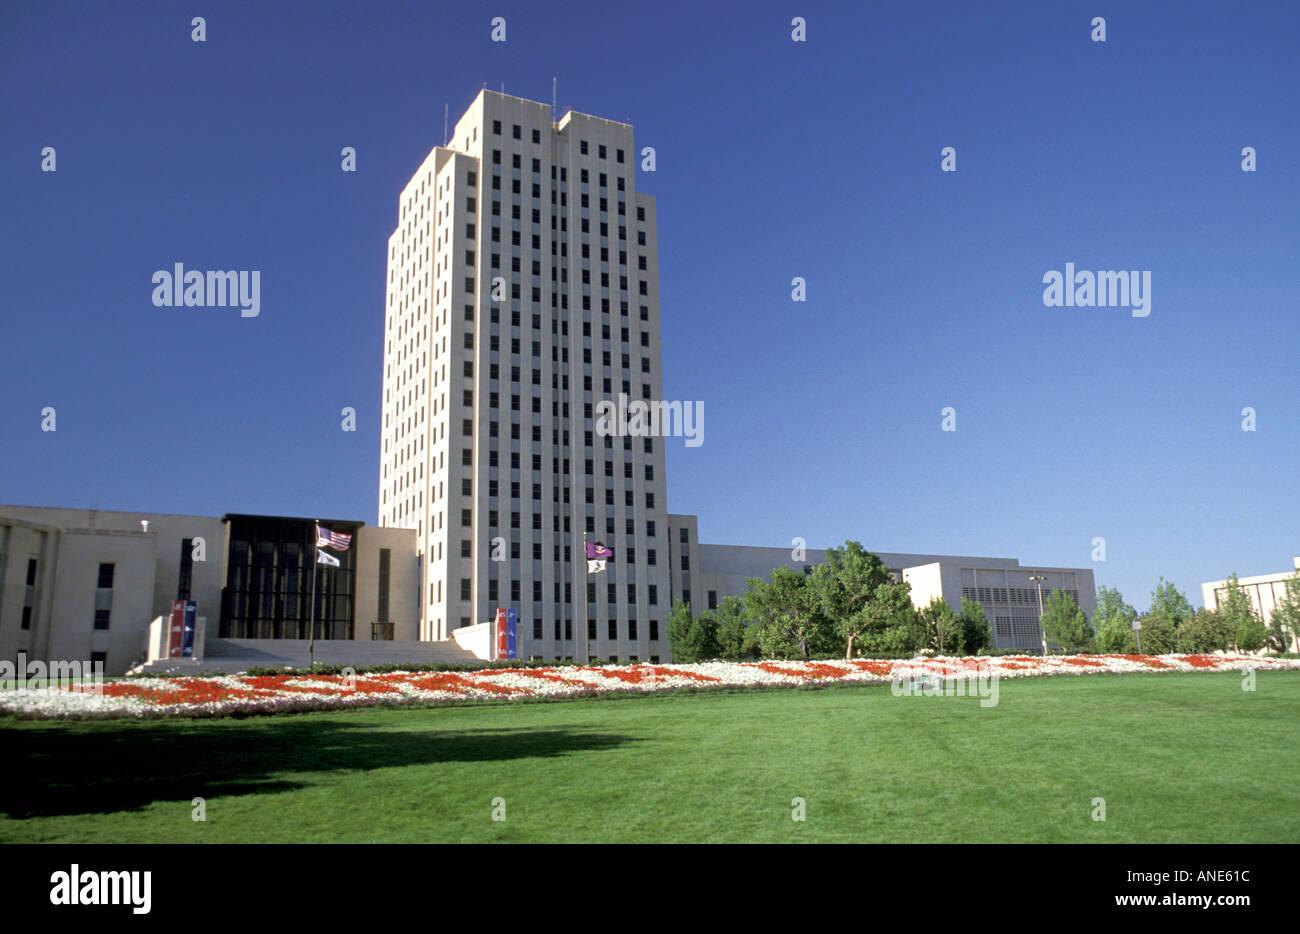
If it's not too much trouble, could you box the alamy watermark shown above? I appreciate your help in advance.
[1,652,104,694]
[890,666,999,707]
[594,393,703,447]
[50,864,150,914]
[151,263,261,317]
[1042,263,1150,318]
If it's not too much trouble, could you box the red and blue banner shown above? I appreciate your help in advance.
[495,608,518,659]
[167,601,186,657]
[495,608,508,658]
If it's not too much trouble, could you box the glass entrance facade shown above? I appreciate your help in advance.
[219,515,360,639]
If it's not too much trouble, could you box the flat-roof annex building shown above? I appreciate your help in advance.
[668,529,1096,654]
[0,506,423,675]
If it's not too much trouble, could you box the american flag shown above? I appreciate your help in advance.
[316,524,352,551]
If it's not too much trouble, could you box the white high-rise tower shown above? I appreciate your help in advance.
[379,89,671,661]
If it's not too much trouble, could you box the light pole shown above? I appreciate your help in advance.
[1029,574,1048,656]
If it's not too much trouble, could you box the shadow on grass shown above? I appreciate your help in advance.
[2,720,638,819]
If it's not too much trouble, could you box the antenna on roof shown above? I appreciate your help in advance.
[443,103,448,145]
[552,76,557,122]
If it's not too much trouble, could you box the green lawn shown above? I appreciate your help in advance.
[3,671,1298,843]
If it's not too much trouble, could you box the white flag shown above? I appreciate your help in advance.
[586,558,607,574]
[317,549,340,567]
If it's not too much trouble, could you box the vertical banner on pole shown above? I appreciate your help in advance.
[167,601,185,657]
[181,601,198,657]
[506,608,518,660]
[495,608,508,659]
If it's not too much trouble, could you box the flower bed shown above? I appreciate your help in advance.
[2,653,1296,720]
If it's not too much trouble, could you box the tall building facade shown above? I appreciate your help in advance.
[379,90,672,660]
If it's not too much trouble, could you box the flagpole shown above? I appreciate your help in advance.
[582,531,589,663]
[308,521,318,670]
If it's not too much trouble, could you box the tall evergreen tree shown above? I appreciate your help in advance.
[1039,589,1095,653]
[1218,575,1267,652]
[1092,586,1138,653]
[918,597,963,654]
[1268,573,1300,653]
[957,597,992,653]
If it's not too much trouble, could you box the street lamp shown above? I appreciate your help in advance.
[1028,574,1048,656]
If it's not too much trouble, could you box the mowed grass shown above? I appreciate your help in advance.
[3,671,1298,843]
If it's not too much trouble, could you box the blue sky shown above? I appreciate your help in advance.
[2,0,1296,612]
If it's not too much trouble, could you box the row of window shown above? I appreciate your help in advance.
[457,498,658,529]
[459,578,662,604]
[488,172,629,200]
[464,332,652,365]
[994,615,1045,645]
[460,465,657,498]
[964,586,1079,606]
[484,179,630,215]
[471,301,652,329]
[455,538,669,566]
[489,121,627,167]
[530,618,661,641]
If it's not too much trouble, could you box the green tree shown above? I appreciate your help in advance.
[709,595,752,660]
[1135,578,1194,654]
[1039,589,1095,653]
[1149,578,1195,627]
[809,542,904,659]
[1269,573,1300,653]
[855,603,926,657]
[957,597,992,654]
[742,567,829,658]
[1218,575,1267,652]
[1266,615,1291,654]
[1092,586,1138,653]
[665,601,718,663]
[1236,615,1268,653]
[1176,608,1233,654]
[697,615,720,659]
[918,597,963,654]
[1133,613,1178,654]
[666,600,698,662]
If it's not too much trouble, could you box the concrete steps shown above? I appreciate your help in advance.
[128,637,483,676]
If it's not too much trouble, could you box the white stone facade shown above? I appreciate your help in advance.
[379,90,671,660]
